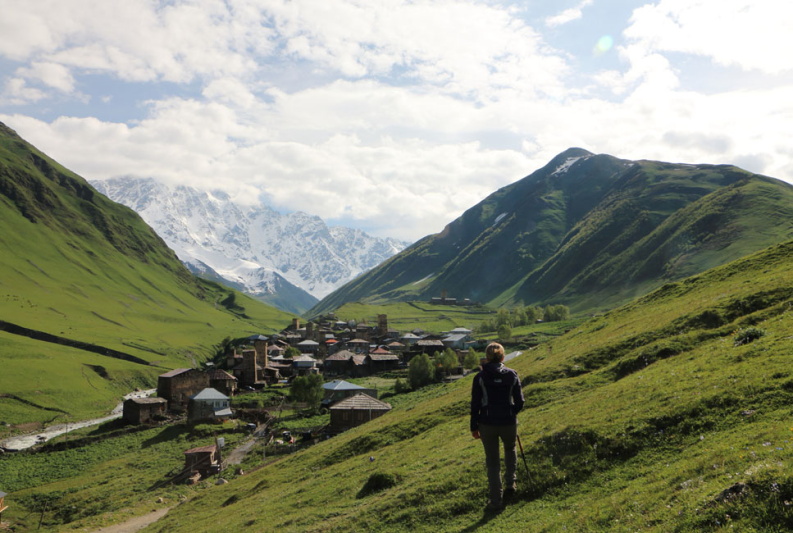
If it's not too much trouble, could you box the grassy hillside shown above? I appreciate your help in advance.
[311,150,793,316]
[144,239,793,532]
[329,301,496,332]
[0,122,293,429]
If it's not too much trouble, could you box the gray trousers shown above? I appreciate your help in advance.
[479,423,518,504]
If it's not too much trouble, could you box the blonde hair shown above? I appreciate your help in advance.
[485,342,505,362]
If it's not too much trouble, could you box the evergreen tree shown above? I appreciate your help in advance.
[284,346,301,358]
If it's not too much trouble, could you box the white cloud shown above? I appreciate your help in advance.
[545,0,593,27]
[625,0,793,74]
[16,61,75,92]
[1,79,47,105]
[1,0,792,242]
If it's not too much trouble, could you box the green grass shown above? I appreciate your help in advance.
[330,301,496,332]
[0,124,295,431]
[137,240,793,532]
[0,420,250,531]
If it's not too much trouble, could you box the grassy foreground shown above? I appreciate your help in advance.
[143,240,793,532]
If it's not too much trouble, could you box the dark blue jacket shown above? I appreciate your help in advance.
[470,362,524,432]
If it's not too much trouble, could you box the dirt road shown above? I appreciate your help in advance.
[90,507,171,533]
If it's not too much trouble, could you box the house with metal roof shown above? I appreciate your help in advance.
[321,379,377,406]
[187,388,232,422]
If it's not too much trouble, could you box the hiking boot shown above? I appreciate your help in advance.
[484,500,503,512]
[504,484,517,498]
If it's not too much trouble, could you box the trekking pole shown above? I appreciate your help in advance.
[516,433,533,489]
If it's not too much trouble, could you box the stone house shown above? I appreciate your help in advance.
[208,368,238,396]
[122,397,168,424]
[157,368,209,412]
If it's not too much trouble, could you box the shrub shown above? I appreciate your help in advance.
[394,378,409,394]
[734,327,766,346]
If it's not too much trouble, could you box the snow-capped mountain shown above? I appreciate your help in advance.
[91,177,408,313]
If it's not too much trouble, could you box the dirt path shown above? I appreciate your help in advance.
[90,507,171,533]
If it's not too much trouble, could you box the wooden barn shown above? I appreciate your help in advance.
[329,393,391,433]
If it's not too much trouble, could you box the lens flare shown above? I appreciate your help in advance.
[594,35,613,55]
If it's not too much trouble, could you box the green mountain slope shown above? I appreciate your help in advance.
[152,239,793,532]
[310,149,793,315]
[0,122,293,426]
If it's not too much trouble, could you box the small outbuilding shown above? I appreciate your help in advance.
[183,444,221,481]
[122,397,168,424]
[329,393,392,433]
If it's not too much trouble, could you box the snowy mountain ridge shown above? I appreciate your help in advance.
[91,177,408,312]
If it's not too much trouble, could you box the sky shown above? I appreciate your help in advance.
[1,0,792,242]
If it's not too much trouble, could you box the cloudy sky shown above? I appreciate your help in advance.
[1,0,792,242]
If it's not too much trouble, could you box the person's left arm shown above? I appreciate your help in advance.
[512,371,525,414]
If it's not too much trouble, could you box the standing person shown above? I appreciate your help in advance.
[470,342,525,511]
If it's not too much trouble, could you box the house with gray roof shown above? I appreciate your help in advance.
[322,379,377,406]
[188,388,232,422]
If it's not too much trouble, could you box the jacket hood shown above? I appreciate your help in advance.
[482,362,509,375]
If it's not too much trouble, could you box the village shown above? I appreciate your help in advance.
[121,313,484,484]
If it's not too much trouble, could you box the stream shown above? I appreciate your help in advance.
[0,389,156,451]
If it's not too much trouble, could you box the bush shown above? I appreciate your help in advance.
[734,327,766,346]
[394,378,409,394]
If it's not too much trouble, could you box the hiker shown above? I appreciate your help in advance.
[470,342,525,511]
